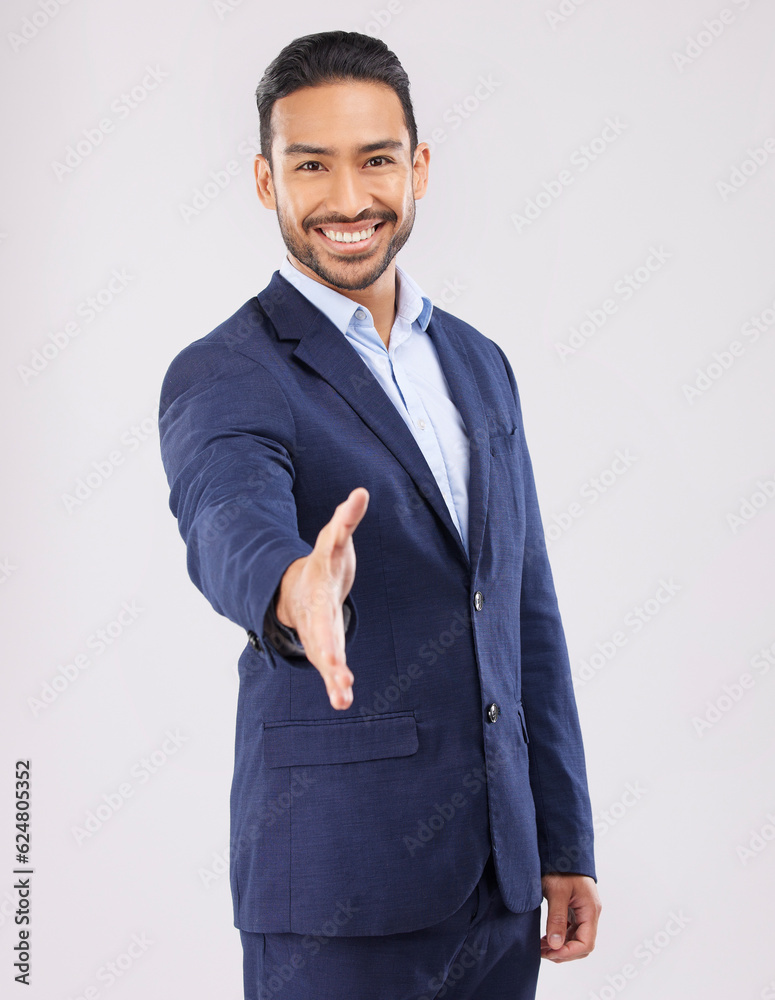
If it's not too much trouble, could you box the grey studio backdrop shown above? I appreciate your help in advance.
[2,0,774,997]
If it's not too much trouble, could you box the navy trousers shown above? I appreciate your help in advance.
[239,850,542,1000]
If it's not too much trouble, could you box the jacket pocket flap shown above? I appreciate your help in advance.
[263,711,418,768]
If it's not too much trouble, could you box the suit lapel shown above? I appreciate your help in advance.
[426,309,490,579]
[252,271,491,575]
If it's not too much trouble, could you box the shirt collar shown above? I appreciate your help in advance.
[279,256,433,335]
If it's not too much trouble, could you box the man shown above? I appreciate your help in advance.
[158,29,601,1000]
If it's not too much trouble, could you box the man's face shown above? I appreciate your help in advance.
[254,80,429,292]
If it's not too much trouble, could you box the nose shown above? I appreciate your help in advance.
[324,165,373,221]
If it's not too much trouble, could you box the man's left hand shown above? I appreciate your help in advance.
[540,873,602,962]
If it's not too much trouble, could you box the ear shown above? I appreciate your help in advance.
[254,155,276,210]
[412,142,430,201]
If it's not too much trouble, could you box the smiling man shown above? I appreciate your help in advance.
[263,79,423,351]
[159,29,601,1000]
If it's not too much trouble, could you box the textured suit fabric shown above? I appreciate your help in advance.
[239,850,542,1000]
[278,255,471,553]
[157,269,597,936]
[264,254,462,657]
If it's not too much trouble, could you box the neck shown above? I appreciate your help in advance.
[287,255,397,349]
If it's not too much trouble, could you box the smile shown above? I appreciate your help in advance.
[315,222,384,252]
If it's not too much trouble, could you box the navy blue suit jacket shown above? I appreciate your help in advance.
[158,270,596,935]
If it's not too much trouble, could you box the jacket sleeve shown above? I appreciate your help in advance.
[158,341,358,661]
[493,342,596,881]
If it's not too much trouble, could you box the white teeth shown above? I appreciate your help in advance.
[322,225,377,244]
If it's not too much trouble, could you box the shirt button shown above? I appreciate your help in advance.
[473,591,484,611]
[486,703,500,724]
[355,309,367,320]
[417,418,426,430]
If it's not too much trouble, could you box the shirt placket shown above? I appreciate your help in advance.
[387,326,465,544]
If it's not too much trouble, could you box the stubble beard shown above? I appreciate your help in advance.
[275,198,416,292]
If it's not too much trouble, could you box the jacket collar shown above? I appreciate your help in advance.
[278,256,433,335]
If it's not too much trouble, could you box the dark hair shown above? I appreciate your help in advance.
[255,30,418,171]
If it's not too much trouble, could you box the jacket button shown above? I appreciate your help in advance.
[486,702,500,724]
[473,591,484,611]
[246,629,264,653]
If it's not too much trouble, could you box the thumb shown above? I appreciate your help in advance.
[327,488,369,551]
[545,889,571,950]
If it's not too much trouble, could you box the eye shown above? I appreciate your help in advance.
[297,161,323,171]
[367,156,392,166]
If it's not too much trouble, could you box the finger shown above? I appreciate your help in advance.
[540,912,597,962]
[305,603,354,710]
[325,488,369,552]
[540,937,593,962]
[544,896,572,951]
[322,658,354,710]
[316,657,353,710]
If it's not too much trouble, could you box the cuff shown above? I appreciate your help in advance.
[263,589,355,658]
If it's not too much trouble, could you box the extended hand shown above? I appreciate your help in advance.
[275,487,369,710]
[540,873,602,962]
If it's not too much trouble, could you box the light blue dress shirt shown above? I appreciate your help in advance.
[264,255,472,656]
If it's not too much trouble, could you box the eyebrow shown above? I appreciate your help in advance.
[282,139,405,157]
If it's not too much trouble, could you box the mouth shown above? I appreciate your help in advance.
[313,221,386,254]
